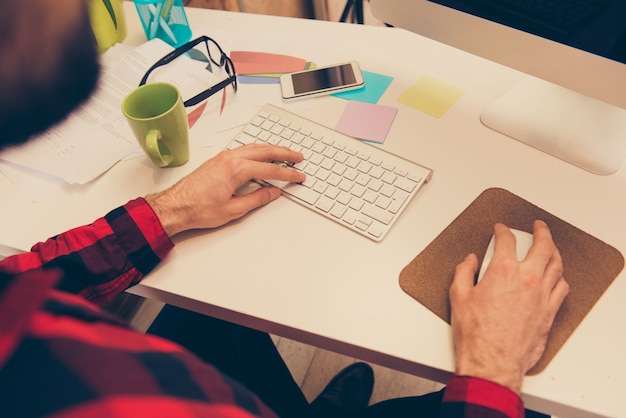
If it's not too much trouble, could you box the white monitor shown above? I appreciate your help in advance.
[370,0,626,175]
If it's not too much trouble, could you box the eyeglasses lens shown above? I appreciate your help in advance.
[205,39,226,67]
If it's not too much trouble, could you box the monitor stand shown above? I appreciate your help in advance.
[480,77,626,175]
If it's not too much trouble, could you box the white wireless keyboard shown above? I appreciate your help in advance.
[226,104,433,241]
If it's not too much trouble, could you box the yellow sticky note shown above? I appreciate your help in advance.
[397,76,465,118]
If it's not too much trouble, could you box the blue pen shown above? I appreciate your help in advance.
[161,0,175,20]
[149,2,163,39]
[147,3,178,45]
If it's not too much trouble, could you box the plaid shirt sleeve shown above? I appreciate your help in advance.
[0,197,173,306]
[440,375,525,417]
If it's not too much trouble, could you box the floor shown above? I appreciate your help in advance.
[118,294,444,406]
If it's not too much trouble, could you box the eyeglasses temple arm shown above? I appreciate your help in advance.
[183,76,236,107]
[139,36,210,86]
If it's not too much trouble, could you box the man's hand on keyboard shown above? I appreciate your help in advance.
[145,144,305,236]
[226,104,433,241]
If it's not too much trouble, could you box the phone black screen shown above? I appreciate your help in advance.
[292,64,357,95]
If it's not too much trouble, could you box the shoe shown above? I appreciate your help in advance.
[310,362,374,412]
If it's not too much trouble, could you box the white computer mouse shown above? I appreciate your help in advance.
[476,228,534,284]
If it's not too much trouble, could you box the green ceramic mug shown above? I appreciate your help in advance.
[122,82,189,167]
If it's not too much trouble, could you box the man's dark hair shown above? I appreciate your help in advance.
[0,0,100,148]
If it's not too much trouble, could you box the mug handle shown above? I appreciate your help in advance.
[145,129,173,167]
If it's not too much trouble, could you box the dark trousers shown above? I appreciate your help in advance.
[147,305,546,418]
[147,304,310,417]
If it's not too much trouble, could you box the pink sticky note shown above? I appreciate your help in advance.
[230,51,306,75]
[335,101,398,144]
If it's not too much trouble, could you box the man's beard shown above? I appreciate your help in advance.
[0,15,101,148]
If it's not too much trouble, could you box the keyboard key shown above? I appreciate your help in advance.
[244,125,261,137]
[355,173,370,186]
[351,184,366,198]
[316,196,335,213]
[332,164,347,176]
[313,181,328,194]
[342,211,357,225]
[394,177,418,193]
[282,183,319,205]
[330,204,347,219]
[349,198,364,211]
[325,187,340,200]
[375,196,392,210]
[327,173,342,187]
[363,189,378,204]
[337,191,352,205]
[407,172,423,182]
[362,204,394,225]
[304,165,319,176]
[382,171,397,184]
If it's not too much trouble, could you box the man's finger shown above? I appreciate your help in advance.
[232,160,306,186]
[450,253,479,301]
[491,223,517,263]
[228,143,304,164]
[525,220,564,290]
[225,186,282,220]
[547,276,570,318]
[525,220,557,266]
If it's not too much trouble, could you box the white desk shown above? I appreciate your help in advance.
[2,3,625,417]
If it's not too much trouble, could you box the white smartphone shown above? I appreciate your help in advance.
[280,61,365,102]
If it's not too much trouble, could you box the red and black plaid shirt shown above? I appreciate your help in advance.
[0,197,523,417]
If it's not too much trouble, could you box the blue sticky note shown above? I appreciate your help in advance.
[332,70,394,104]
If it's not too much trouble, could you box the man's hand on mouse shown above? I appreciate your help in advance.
[146,144,306,236]
[449,220,570,394]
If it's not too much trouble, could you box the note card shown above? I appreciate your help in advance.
[230,51,306,75]
[336,101,398,144]
[332,70,394,104]
[397,76,464,118]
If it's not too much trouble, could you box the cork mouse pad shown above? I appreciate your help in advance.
[399,188,624,374]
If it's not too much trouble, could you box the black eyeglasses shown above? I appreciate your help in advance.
[139,35,238,107]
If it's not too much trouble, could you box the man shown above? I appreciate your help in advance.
[0,0,569,417]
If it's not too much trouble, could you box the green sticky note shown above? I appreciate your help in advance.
[397,76,464,118]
